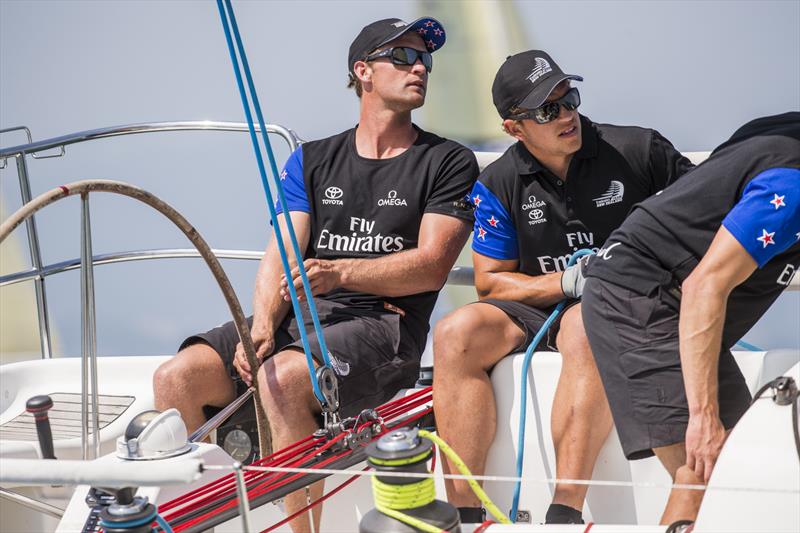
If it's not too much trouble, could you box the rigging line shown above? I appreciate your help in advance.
[261,467,368,533]
[162,396,432,523]
[208,465,800,495]
[166,408,433,530]
[222,0,333,372]
[511,248,594,521]
[214,0,329,406]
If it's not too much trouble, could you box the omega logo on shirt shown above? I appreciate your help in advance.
[377,189,408,207]
[521,194,548,226]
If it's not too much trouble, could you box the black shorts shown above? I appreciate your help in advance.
[477,298,580,352]
[180,299,421,418]
[581,277,751,460]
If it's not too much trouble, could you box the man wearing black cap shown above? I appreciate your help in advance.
[154,16,478,532]
[581,112,800,524]
[433,50,693,524]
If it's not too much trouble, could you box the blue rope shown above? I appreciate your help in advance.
[736,339,763,351]
[509,249,594,521]
[215,0,331,405]
[155,512,175,533]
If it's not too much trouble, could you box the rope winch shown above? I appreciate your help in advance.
[361,428,460,533]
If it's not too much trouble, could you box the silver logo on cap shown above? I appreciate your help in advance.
[526,57,552,84]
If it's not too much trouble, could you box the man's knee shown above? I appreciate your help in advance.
[675,465,703,485]
[433,309,474,363]
[556,305,592,359]
[258,350,318,411]
[154,344,230,400]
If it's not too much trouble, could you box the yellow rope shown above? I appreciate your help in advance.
[369,450,432,467]
[373,504,444,533]
[418,430,511,524]
[367,429,512,531]
[371,477,436,510]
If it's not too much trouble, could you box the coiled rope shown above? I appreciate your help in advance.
[368,429,510,533]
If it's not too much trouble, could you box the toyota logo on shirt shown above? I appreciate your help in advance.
[527,207,547,226]
[325,187,343,199]
[323,186,344,205]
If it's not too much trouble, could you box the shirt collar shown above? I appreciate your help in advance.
[573,114,599,159]
[510,140,546,175]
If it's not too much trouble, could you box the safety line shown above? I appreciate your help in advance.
[201,465,800,495]
[215,0,331,406]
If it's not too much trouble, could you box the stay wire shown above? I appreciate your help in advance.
[215,0,331,407]
[222,0,333,371]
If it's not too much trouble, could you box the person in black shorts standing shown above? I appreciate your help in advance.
[581,112,800,525]
[154,16,478,532]
[432,50,693,524]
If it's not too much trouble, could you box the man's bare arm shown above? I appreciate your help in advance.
[234,212,311,384]
[679,225,757,481]
[473,251,565,307]
[282,213,470,299]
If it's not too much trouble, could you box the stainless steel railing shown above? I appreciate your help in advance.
[0,122,301,460]
[0,121,301,361]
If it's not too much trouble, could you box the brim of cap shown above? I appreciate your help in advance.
[518,74,584,109]
[374,17,446,53]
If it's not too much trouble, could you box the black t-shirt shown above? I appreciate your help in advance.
[276,124,479,354]
[471,114,693,275]
[586,112,800,345]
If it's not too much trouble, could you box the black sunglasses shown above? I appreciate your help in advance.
[510,87,581,124]
[364,47,433,73]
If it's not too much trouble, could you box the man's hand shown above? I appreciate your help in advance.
[233,327,274,386]
[560,255,589,299]
[684,411,727,482]
[280,258,342,301]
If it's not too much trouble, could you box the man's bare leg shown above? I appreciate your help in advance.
[433,303,526,507]
[550,304,613,516]
[257,349,323,533]
[655,443,705,525]
[153,343,236,433]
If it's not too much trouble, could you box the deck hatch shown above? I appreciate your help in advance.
[0,392,135,441]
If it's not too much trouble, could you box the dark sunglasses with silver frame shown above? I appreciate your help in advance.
[364,47,433,73]
[510,87,581,124]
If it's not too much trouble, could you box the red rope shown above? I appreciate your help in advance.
[162,389,433,530]
[260,467,369,533]
[474,519,495,533]
[583,521,595,533]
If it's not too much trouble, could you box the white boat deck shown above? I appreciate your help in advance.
[1,349,798,532]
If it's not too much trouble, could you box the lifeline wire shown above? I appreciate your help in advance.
[510,248,594,521]
[215,0,333,405]
[212,465,800,495]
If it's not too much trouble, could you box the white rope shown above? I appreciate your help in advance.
[201,464,800,494]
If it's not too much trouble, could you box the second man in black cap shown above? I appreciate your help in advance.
[433,50,694,524]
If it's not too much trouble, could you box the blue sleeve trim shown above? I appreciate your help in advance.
[722,167,800,267]
[469,180,518,260]
[275,146,310,215]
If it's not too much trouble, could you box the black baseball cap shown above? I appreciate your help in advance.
[348,17,446,75]
[492,50,583,119]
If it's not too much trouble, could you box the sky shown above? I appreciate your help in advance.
[1,0,798,358]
